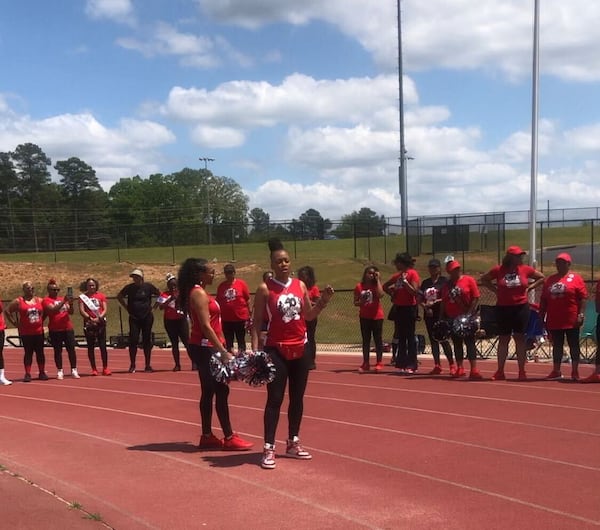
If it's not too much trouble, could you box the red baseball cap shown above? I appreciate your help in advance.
[446,260,461,272]
[506,245,526,256]
[556,252,572,263]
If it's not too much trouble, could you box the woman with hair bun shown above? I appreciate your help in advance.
[178,257,253,452]
[251,239,334,470]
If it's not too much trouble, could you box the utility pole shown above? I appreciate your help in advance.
[199,157,215,245]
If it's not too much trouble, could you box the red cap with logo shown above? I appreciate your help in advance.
[506,246,526,256]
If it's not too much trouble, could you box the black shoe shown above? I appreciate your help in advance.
[128,365,136,373]
[144,366,154,373]
[173,365,181,372]
[39,372,49,381]
[308,363,316,370]
[191,363,198,371]
[23,373,32,383]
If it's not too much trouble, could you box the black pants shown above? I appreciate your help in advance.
[550,328,580,365]
[164,318,189,367]
[360,318,383,363]
[393,306,418,370]
[49,329,77,370]
[0,331,5,370]
[222,320,247,352]
[264,347,310,445]
[21,334,45,372]
[424,317,454,365]
[85,326,108,370]
[451,333,477,363]
[189,344,233,438]
[129,313,154,368]
[305,318,318,367]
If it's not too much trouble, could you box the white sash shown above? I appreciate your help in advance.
[79,293,100,317]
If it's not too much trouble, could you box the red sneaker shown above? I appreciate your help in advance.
[469,369,483,380]
[518,370,528,381]
[91,369,98,376]
[452,366,466,378]
[448,364,457,376]
[223,433,253,451]
[358,362,370,373]
[198,433,223,450]
[374,362,384,372]
[102,368,112,376]
[582,372,600,383]
[545,370,562,380]
[428,365,442,375]
[491,370,506,381]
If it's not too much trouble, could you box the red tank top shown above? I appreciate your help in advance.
[18,297,44,335]
[265,277,307,347]
[189,285,224,347]
[0,300,5,331]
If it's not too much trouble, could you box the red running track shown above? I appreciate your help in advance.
[1,347,599,529]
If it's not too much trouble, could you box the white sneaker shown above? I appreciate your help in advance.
[0,374,12,386]
[57,369,64,380]
[285,437,312,460]
[71,368,80,379]
[261,444,276,469]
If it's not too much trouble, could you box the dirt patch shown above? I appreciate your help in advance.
[0,261,264,299]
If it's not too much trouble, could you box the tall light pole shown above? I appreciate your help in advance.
[199,157,215,245]
[397,0,408,243]
[529,0,540,270]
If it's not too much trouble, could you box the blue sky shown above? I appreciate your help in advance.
[2,0,600,221]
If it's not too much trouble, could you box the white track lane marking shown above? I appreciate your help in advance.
[1,413,598,527]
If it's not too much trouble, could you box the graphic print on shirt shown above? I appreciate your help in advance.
[27,308,41,323]
[504,273,521,288]
[549,281,567,298]
[277,293,301,323]
[360,289,373,304]
[424,287,439,303]
[224,287,237,302]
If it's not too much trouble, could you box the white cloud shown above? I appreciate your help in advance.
[0,102,175,190]
[85,0,135,25]
[191,125,246,148]
[199,0,600,82]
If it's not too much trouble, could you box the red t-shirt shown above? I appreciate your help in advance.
[306,285,320,303]
[388,269,420,306]
[355,282,384,320]
[265,278,306,347]
[189,286,224,347]
[17,297,44,335]
[441,275,480,318]
[540,272,587,329]
[0,300,5,331]
[79,293,106,319]
[216,278,250,322]
[158,291,185,321]
[43,297,74,332]
[487,264,537,306]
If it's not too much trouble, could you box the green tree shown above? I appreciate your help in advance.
[249,207,270,237]
[293,208,332,240]
[11,143,52,251]
[334,207,387,238]
[55,157,109,249]
[0,152,18,250]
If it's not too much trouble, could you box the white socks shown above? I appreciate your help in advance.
[0,369,12,386]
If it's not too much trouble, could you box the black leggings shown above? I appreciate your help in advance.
[264,347,310,445]
[393,306,418,370]
[49,329,77,370]
[129,313,154,367]
[189,344,233,438]
[550,328,580,365]
[305,319,318,365]
[424,317,454,365]
[164,318,189,366]
[451,334,477,363]
[360,318,383,363]
[222,320,247,352]
[0,331,5,370]
[21,334,45,372]
[85,327,108,370]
